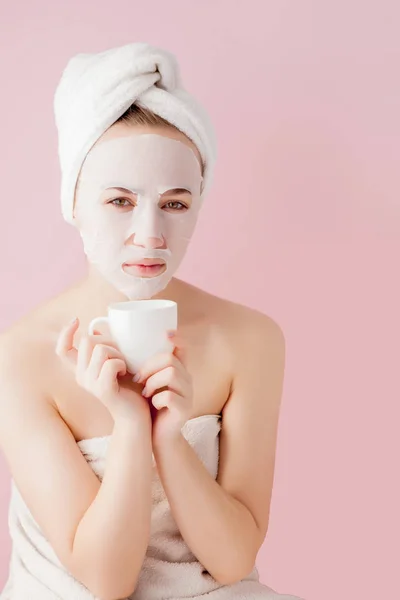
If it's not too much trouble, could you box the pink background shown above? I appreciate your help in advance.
[0,2,399,599]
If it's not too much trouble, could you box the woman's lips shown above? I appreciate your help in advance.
[122,261,167,278]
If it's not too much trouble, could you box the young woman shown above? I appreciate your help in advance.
[0,43,303,600]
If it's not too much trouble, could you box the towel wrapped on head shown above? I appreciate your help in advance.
[54,42,217,224]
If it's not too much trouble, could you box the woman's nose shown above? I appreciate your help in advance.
[130,232,167,250]
[125,202,167,249]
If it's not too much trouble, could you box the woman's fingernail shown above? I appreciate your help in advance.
[167,331,175,338]
[70,317,78,325]
[133,373,140,383]
[142,388,148,397]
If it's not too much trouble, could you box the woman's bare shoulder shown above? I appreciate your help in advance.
[0,299,66,394]
[179,282,285,388]
[182,281,283,338]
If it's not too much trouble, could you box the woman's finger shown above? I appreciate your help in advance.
[142,366,190,398]
[97,358,127,396]
[151,389,180,410]
[134,352,186,385]
[55,317,80,367]
[76,336,93,380]
[167,330,186,363]
[76,332,121,379]
[86,343,126,382]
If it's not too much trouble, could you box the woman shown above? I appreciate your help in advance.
[0,43,304,600]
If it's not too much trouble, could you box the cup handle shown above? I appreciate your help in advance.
[88,316,109,336]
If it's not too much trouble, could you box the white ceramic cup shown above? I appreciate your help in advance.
[88,299,178,374]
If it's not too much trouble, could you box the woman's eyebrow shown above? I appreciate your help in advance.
[105,186,138,194]
[160,188,191,196]
[104,187,191,196]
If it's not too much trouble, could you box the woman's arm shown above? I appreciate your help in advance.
[153,315,285,585]
[72,413,153,598]
[0,336,153,600]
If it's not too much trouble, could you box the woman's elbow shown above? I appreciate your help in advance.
[83,571,138,600]
[211,556,256,586]
[89,582,137,600]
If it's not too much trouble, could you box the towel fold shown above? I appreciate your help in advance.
[54,42,217,224]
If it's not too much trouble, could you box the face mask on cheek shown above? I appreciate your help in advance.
[74,134,203,299]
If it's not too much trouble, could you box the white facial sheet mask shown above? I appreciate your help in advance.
[75,134,204,299]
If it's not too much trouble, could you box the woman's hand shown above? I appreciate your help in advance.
[56,317,151,423]
[134,331,193,444]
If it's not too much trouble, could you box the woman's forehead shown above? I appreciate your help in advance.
[94,123,203,169]
[79,134,203,193]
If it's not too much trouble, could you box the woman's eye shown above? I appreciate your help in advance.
[163,201,188,211]
[109,197,132,208]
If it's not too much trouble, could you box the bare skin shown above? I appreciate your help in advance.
[1,275,242,439]
[0,124,286,599]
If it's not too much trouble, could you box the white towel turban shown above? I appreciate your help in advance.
[54,42,217,224]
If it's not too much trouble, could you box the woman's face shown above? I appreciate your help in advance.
[74,124,204,299]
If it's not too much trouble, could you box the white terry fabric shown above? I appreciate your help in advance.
[53,42,217,225]
[0,414,304,600]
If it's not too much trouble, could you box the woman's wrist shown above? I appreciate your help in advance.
[112,405,152,437]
